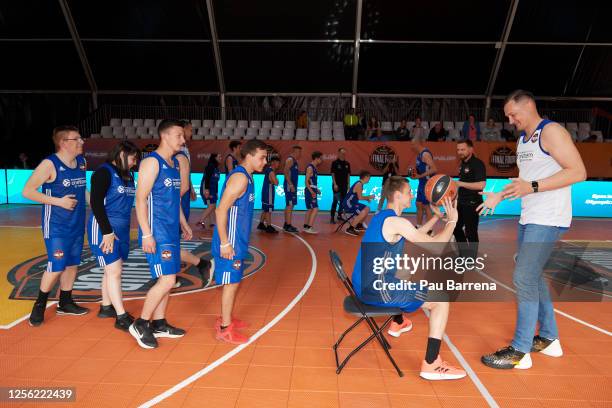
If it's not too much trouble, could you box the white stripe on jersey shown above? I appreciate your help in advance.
[47,261,52,272]
[147,193,154,235]
[44,189,52,238]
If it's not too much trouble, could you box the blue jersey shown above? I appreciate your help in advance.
[416,148,433,183]
[343,180,363,209]
[225,154,239,173]
[138,152,181,244]
[212,166,255,259]
[41,154,87,239]
[306,163,318,194]
[97,163,135,228]
[352,209,409,303]
[261,166,275,205]
[283,155,299,191]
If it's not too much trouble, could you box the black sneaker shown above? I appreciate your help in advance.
[345,226,359,236]
[29,302,46,327]
[151,319,186,338]
[355,223,366,232]
[531,335,563,357]
[198,258,214,288]
[284,224,298,233]
[129,319,158,349]
[330,218,336,224]
[57,302,89,316]
[97,304,117,318]
[265,225,278,234]
[257,222,266,231]
[114,313,135,332]
[481,346,532,369]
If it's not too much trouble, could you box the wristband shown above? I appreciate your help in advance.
[446,220,457,226]
[142,234,153,239]
[220,243,231,248]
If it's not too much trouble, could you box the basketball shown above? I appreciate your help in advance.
[424,174,458,205]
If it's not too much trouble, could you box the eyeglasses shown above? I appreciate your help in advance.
[63,137,84,142]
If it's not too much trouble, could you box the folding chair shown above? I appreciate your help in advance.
[334,212,356,233]
[329,250,404,377]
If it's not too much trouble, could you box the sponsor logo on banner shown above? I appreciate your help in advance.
[489,146,517,173]
[369,145,397,172]
[7,239,266,301]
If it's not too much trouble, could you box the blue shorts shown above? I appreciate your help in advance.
[416,182,429,204]
[262,202,274,212]
[343,202,366,215]
[87,221,130,267]
[213,256,246,285]
[284,190,297,206]
[204,194,218,206]
[145,242,181,278]
[305,191,318,209]
[44,235,84,272]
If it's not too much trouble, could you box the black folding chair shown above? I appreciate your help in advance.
[329,250,404,377]
[334,212,357,233]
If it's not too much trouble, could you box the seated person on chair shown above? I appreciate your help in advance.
[351,176,466,380]
[341,171,374,236]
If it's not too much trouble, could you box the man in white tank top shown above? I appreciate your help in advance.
[477,90,586,370]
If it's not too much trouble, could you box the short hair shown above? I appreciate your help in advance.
[292,145,302,151]
[52,125,79,148]
[359,170,371,179]
[240,140,268,158]
[457,139,474,147]
[312,151,322,160]
[229,140,242,151]
[384,176,409,202]
[180,120,192,128]
[157,119,184,137]
[337,147,346,153]
[269,156,281,163]
[504,89,535,105]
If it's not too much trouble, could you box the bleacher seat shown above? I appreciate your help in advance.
[135,126,148,138]
[578,122,591,133]
[191,120,202,128]
[262,120,273,129]
[454,121,464,131]
[101,126,113,138]
[221,128,233,138]
[565,122,578,132]
[393,121,401,130]
[282,128,294,140]
[422,121,429,130]
[381,122,393,132]
[270,128,282,140]
[308,129,320,140]
[443,121,455,130]
[273,120,284,129]
[295,128,307,140]
[155,119,162,127]
[321,129,333,141]
[256,131,267,141]
[333,128,345,140]
[333,121,343,129]
[112,127,124,138]
[591,131,603,142]
[448,129,460,141]
[144,119,155,128]
[120,119,132,128]
[321,121,332,130]
[285,121,296,129]
[408,121,416,129]
[204,133,216,141]
[148,127,157,136]
[192,131,203,141]
[132,119,144,128]
[245,128,257,140]
[495,122,503,130]
[203,119,214,128]
[503,122,514,131]
[250,120,261,128]
[577,129,590,141]
[214,120,225,128]
[568,129,579,141]
[110,118,121,127]
[234,128,245,137]
[226,120,236,129]
[125,127,137,139]
[210,127,222,137]
[259,128,271,137]
[237,120,248,129]
[197,127,210,137]
[309,121,320,130]
[90,134,101,139]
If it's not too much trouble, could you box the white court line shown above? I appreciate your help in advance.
[422,309,499,408]
[137,225,317,407]
[0,301,58,330]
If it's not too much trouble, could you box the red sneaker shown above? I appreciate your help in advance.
[420,356,466,380]
[215,323,249,345]
[387,318,413,338]
[215,316,249,330]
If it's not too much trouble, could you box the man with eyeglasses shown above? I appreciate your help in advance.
[22,125,90,326]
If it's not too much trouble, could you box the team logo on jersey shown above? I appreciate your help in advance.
[79,163,86,171]
[369,146,397,172]
[8,239,266,302]
[62,179,71,187]
[161,250,172,260]
[249,193,255,202]
[117,185,125,194]
[531,130,541,143]
[53,250,64,259]
[233,260,242,270]
[59,166,66,171]
[164,178,173,187]
[489,146,517,173]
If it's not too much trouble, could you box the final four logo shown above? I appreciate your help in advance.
[7,239,266,302]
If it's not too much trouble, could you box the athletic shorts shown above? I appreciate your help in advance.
[416,181,429,204]
[285,190,297,206]
[343,202,366,215]
[145,242,181,279]
[305,190,318,209]
[362,287,427,313]
[88,223,130,267]
[262,202,274,212]
[44,234,84,272]
[213,256,246,285]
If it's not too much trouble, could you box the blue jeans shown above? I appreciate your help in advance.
[511,223,568,353]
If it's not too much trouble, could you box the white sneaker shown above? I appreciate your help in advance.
[303,226,318,234]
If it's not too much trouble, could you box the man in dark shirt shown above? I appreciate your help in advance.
[453,140,486,257]
[330,147,351,223]
[428,122,448,142]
